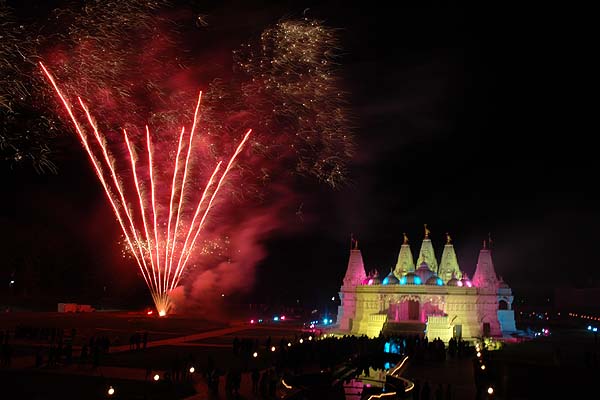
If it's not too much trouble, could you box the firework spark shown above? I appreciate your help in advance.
[40,62,251,314]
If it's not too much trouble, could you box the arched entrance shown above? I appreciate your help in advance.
[407,300,420,320]
[389,298,421,321]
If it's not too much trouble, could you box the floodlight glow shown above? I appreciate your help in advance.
[271,346,276,352]
[487,387,494,395]
[308,336,312,340]
[274,316,279,321]
[189,367,195,373]
[253,352,258,358]
[108,386,115,396]
[299,339,303,343]
[153,374,160,381]
[287,342,291,347]
[251,319,255,324]
[477,352,481,357]
[481,365,486,370]
[281,315,286,320]
[158,310,166,317]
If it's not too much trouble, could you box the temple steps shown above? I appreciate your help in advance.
[382,321,426,337]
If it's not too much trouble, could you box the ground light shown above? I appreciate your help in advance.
[158,310,166,317]
[271,346,276,352]
[253,352,258,358]
[154,374,160,381]
[481,365,486,370]
[477,352,481,358]
[287,342,291,347]
[189,367,195,373]
[107,386,115,396]
[299,339,303,343]
[487,387,494,395]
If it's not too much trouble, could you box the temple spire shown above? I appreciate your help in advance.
[473,239,499,289]
[342,236,367,287]
[416,225,438,273]
[394,233,415,277]
[439,232,462,282]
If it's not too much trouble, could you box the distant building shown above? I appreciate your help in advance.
[336,229,516,342]
[57,303,94,312]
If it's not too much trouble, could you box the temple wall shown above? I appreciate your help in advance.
[444,293,484,339]
[498,310,517,332]
[337,287,357,331]
[351,291,384,336]
[426,315,453,342]
[475,289,502,337]
[337,285,515,340]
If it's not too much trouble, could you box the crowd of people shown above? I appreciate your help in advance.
[0,330,12,367]
[2,322,482,399]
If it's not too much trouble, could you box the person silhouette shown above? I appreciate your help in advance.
[421,381,431,400]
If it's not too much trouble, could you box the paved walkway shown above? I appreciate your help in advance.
[5,324,249,376]
[108,325,248,353]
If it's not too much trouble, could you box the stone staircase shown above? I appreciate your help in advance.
[382,321,426,337]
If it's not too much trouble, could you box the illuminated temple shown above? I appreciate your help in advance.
[336,228,517,342]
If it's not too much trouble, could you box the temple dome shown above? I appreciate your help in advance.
[415,261,434,283]
[460,272,473,288]
[426,275,444,286]
[447,272,462,287]
[382,270,399,285]
[400,272,422,285]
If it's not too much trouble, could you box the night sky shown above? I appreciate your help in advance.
[1,1,595,311]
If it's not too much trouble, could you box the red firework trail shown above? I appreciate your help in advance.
[39,62,252,314]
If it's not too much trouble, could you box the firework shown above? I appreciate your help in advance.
[0,3,58,172]
[40,62,251,314]
[7,2,354,311]
[233,18,354,188]
[3,0,353,187]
